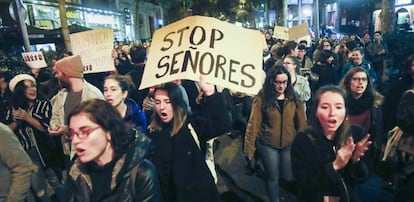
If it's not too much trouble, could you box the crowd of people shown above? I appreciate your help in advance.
[0,30,413,202]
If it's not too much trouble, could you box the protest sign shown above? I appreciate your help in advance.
[21,51,47,68]
[273,22,309,41]
[140,15,264,95]
[70,28,115,74]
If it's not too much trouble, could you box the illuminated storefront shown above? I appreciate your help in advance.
[23,0,125,40]
[373,0,414,32]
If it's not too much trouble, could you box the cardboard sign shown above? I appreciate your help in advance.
[70,28,115,74]
[21,51,47,68]
[273,22,309,41]
[140,15,264,95]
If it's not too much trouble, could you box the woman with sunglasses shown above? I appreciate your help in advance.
[244,65,307,202]
[66,99,161,201]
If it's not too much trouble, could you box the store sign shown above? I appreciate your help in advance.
[70,28,115,73]
[396,0,412,5]
[140,15,264,95]
[21,52,47,69]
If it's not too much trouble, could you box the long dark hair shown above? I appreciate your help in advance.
[310,85,351,147]
[67,99,133,154]
[262,65,297,109]
[11,80,33,110]
[149,82,189,136]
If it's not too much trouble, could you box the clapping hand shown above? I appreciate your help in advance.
[13,108,29,121]
[352,134,372,162]
[333,137,355,170]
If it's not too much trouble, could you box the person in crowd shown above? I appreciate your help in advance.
[312,50,336,92]
[147,79,231,201]
[339,67,391,201]
[383,54,414,134]
[264,45,283,73]
[329,33,338,47]
[296,45,313,72]
[291,85,372,202]
[244,65,307,202]
[341,47,378,85]
[114,46,133,75]
[361,33,372,50]
[48,55,104,163]
[65,99,162,201]
[0,122,33,202]
[366,31,387,91]
[312,39,333,62]
[0,70,12,115]
[264,32,276,57]
[383,87,414,201]
[334,39,352,78]
[283,56,311,114]
[126,44,149,107]
[347,33,362,50]
[103,74,147,133]
[283,40,298,57]
[393,88,414,202]
[2,74,57,202]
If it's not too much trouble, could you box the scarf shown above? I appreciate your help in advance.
[347,92,373,115]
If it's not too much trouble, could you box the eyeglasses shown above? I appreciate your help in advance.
[351,77,368,82]
[283,62,294,65]
[67,126,101,140]
[273,80,288,85]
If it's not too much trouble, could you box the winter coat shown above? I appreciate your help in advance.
[147,93,231,202]
[291,126,370,202]
[0,123,33,202]
[65,131,162,202]
[244,91,307,159]
[124,98,147,133]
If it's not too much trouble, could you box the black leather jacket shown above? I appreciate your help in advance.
[65,131,162,202]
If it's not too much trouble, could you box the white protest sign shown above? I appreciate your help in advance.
[70,28,115,74]
[21,51,47,68]
[141,15,264,95]
[273,22,309,41]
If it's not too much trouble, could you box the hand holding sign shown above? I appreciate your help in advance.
[199,75,215,96]
[140,15,264,95]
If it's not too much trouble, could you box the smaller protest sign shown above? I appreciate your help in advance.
[21,51,47,69]
[273,22,309,41]
[70,28,115,74]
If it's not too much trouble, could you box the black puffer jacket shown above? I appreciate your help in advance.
[65,132,162,202]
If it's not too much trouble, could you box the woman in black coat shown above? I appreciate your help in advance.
[291,85,371,202]
[147,80,231,202]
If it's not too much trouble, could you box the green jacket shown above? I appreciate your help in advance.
[244,92,307,159]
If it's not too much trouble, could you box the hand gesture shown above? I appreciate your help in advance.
[199,75,215,96]
[352,134,372,162]
[333,137,355,170]
[48,125,68,136]
[13,108,29,121]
